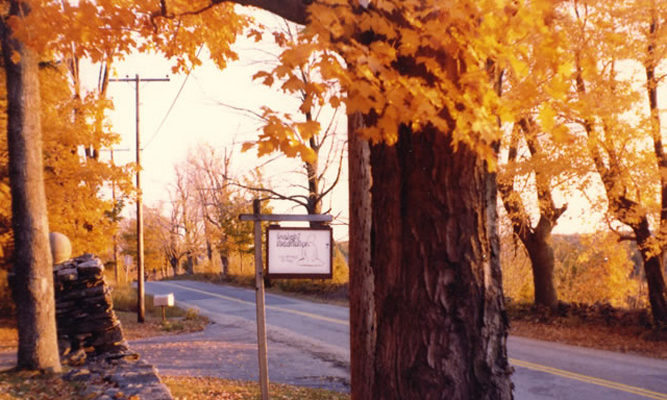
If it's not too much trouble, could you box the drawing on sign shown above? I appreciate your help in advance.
[275,232,324,267]
[299,234,323,266]
[267,227,332,278]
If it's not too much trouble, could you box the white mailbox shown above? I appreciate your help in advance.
[153,293,174,307]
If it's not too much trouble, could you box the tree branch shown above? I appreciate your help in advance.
[498,123,533,240]
[152,0,310,25]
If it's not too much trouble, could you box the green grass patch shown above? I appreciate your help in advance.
[163,376,349,400]
[111,284,186,318]
[112,284,209,337]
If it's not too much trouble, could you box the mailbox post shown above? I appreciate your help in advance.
[153,293,174,322]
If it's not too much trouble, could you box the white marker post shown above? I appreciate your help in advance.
[240,199,333,400]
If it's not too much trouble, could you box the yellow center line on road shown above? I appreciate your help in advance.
[158,281,665,399]
[159,281,349,326]
[511,358,667,400]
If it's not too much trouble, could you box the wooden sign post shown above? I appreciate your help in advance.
[239,199,333,400]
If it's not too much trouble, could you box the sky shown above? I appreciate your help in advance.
[84,8,667,241]
[85,11,351,241]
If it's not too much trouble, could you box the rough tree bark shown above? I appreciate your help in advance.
[1,1,62,372]
[346,111,375,400]
[370,126,512,399]
[154,1,515,397]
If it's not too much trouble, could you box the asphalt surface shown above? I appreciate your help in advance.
[2,279,664,398]
[141,280,667,398]
[141,280,350,392]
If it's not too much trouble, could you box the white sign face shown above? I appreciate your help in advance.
[266,227,332,278]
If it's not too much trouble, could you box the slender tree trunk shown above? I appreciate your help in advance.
[305,159,322,228]
[185,254,194,275]
[369,126,512,399]
[347,112,375,400]
[1,1,61,372]
[220,251,229,277]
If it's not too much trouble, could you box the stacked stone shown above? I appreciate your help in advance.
[64,355,173,400]
[53,253,129,359]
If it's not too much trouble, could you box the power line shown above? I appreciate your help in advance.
[108,74,169,323]
[144,45,205,150]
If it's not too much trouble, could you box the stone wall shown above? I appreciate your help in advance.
[54,254,127,358]
[54,254,173,399]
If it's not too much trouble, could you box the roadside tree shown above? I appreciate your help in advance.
[179,144,271,276]
[238,21,345,222]
[0,0,60,372]
[559,0,667,325]
[2,1,563,397]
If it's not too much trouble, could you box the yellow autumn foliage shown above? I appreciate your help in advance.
[502,232,646,308]
[0,61,132,266]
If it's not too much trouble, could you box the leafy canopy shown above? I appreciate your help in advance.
[9,0,564,168]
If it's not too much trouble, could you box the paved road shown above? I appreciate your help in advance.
[143,280,667,398]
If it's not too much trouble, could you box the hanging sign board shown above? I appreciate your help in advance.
[266,226,333,279]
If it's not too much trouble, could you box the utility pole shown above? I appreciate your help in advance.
[109,74,169,323]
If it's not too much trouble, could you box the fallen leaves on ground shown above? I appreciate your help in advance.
[511,320,667,358]
[0,370,85,400]
[163,376,349,400]
[508,302,666,359]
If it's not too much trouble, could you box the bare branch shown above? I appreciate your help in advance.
[228,180,309,209]
[319,145,345,199]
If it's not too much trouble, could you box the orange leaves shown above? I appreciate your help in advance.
[146,2,249,72]
[282,74,305,93]
[296,120,321,141]
[538,103,557,132]
[242,107,320,164]
[301,0,550,157]
[246,20,343,164]
[252,71,274,86]
[15,0,250,74]
[397,28,420,56]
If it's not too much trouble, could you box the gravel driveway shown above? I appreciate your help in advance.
[129,320,350,393]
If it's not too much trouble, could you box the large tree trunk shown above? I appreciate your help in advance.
[347,112,375,400]
[1,1,61,372]
[645,10,667,327]
[522,228,558,309]
[498,120,561,310]
[369,126,512,399]
[634,220,667,326]
[151,2,513,397]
